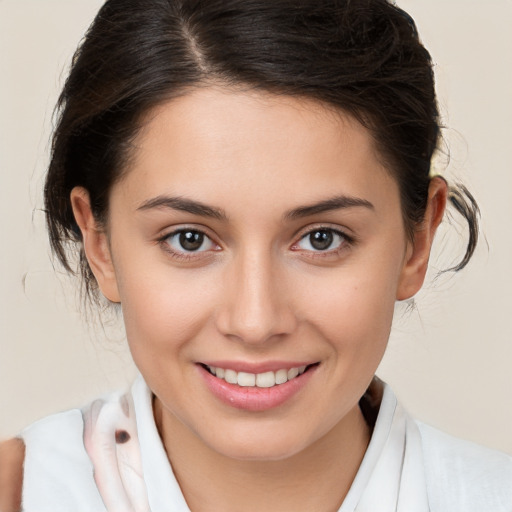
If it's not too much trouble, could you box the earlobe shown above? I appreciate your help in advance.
[70,187,121,303]
[396,177,448,301]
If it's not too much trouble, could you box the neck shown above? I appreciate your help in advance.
[154,401,371,512]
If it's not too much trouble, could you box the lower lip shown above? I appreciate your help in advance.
[198,365,317,412]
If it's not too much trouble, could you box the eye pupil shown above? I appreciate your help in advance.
[179,231,204,251]
[310,230,333,250]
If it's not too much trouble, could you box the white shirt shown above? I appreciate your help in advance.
[21,376,512,511]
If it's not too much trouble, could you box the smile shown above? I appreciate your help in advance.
[205,365,309,388]
[198,362,319,411]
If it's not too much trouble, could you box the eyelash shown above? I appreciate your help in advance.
[157,226,354,262]
[292,227,354,257]
[158,228,220,261]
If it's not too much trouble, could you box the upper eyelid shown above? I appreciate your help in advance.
[295,229,347,247]
[156,224,354,249]
[159,228,220,259]
[158,225,217,241]
[157,227,221,255]
[288,228,353,258]
[293,224,353,243]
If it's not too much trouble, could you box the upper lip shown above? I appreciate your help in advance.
[199,360,318,373]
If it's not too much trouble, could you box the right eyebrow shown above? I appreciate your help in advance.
[136,195,227,220]
[284,194,374,220]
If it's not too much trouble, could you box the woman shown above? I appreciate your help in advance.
[1,0,511,510]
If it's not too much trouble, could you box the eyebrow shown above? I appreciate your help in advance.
[284,195,374,220]
[136,193,374,221]
[136,195,227,220]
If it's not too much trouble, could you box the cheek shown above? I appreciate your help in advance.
[115,262,218,362]
[296,259,400,359]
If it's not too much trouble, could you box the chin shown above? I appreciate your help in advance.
[199,422,319,462]
[214,440,306,462]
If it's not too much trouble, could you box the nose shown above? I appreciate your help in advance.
[216,250,297,345]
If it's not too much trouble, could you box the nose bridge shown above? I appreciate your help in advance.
[217,245,295,344]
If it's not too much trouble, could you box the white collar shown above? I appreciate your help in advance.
[131,376,429,512]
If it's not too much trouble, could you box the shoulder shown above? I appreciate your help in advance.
[0,438,25,512]
[20,388,143,512]
[22,407,91,474]
[20,400,136,511]
[416,421,512,512]
[21,408,106,511]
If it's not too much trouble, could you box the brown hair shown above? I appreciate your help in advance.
[45,0,479,301]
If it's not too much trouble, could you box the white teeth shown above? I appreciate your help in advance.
[237,372,256,387]
[287,367,299,380]
[224,369,238,384]
[275,369,288,385]
[206,365,310,388]
[256,371,275,388]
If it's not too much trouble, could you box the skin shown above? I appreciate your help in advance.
[71,87,447,511]
[0,438,25,511]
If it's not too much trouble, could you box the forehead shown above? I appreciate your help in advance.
[116,87,398,216]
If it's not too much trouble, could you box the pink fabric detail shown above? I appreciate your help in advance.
[82,392,150,512]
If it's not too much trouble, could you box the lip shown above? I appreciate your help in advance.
[201,360,314,373]
[197,362,318,412]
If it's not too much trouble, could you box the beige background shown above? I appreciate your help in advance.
[1,0,511,454]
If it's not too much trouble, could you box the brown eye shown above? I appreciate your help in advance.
[309,230,333,250]
[296,228,346,252]
[180,231,204,251]
[165,229,216,253]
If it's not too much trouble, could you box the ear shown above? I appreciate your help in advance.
[70,187,121,303]
[396,177,447,301]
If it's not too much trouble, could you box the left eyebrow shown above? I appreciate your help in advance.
[284,195,374,220]
[136,195,227,220]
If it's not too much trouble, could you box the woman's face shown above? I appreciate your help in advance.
[81,88,426,461]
